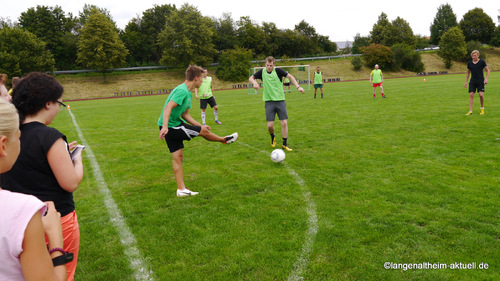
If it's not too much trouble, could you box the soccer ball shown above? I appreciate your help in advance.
[270,149,286,163]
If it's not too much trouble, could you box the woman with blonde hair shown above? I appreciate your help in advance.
[0,98,67,281]
[1,72,84,281]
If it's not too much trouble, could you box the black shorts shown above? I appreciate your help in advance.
[468,82,485,93]
[283,83,290,86]
[200,97,217,109]
[265,100,288,121]
[159,123,201,153]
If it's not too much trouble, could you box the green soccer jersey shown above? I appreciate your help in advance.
[157,83,192,128]
[198,76,213,99]
[371,69,383,83]
[262,68,286,101]
[314,71,323,84]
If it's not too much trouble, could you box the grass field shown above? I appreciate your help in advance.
[52,72,499,280]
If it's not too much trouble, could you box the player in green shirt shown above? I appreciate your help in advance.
[370,64,386,98]
[158,65,238,197]
[249,56,305,151]
[313,66,324,99]
[195,68,222,125]
[282,77,291,93]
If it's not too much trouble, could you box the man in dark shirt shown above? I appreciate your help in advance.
[464,50,490,115]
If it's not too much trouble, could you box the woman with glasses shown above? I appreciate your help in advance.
[1,72,84,281]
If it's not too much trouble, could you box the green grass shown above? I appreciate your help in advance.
[52,73,499,280]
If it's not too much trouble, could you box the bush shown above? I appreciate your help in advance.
[391,43,425,72]
[215,47,253,82]
[351,56,363,71]
[360,44,392,70]
[464,41,486,61]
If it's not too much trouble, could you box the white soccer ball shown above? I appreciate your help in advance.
[270,149,286,163]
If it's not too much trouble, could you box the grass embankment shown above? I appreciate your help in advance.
[56,49,500,100]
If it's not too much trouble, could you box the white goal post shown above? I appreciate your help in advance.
[248,65,310,94]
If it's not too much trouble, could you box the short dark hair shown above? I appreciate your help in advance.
[12,72,64,122]
[265,56,275,64]
[185,65,204,81]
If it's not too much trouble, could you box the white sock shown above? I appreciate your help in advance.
[201,112,206,123]
[214,110,219,120]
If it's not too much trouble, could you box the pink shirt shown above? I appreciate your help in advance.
[0,189,46,280]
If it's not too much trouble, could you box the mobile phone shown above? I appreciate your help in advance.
[70,145,85,160]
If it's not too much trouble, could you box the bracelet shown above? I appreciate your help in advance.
[49,248,74,266]
[48,247,66,255]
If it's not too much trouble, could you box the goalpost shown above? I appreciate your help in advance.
[248,65,310,94]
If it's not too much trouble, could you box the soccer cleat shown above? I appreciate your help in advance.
[271,138,276,147]
[480,109,485,115]
[465,111,473,116]
[224,132,238,144]
[215,120,222,125]
[177,188,199,197]
[202,122,206,125]
[382,95,386,98]
[282,145,293,152]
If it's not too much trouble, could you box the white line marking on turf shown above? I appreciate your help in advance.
[239,142,318,280]
[68,109,154,281]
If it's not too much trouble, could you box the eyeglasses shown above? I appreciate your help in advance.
[56,100,67,110]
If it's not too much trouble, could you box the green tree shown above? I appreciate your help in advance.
[438,26,467,68]
[0,26,55,76]
[360,43,392,70]
[213,13,238,54]
[490,25,500,47]
[429,4,458,45]
[19,5,78,70]
[391,43,424,72]
[370,13,390,44]
[458,8,495,44]
[215,47,253,82]
[352,33,371,54]
[236,16,266,56]
[351,56,363,71]
[77,4,117,31]
[382,17,415,47]
[121,4,176,66]
[158,4,216,68]
[76,9,128,79]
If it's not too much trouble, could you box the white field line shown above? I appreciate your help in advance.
[67,110,154,281]
[239,143,318,280]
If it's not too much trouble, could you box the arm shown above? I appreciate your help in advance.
[20,203,66,281]
[369,74,372,83]
[159,100,178,140]
[181,109,203,127]
[464,70,470,88]
[249,75,259,90]
[47,139,83,193]
[484,66,490,84]
[194,88,199,99]
[286,73,305,94]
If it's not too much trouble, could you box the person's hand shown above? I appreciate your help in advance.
[159,127,168,140]
[202,125,211,131]
[195,94,199,99]
[297,86,305,94]
[41,201,62,240]
[484,79,488,85]
[464,82,468,88]
[67,141,78,151]
[253,83,260,90]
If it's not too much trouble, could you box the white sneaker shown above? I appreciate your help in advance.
[224,132,238,144]
[176,188,199,197]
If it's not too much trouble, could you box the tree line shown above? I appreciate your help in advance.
[1,3,499,82]
[0,3,336,78]
[351,5,500,71]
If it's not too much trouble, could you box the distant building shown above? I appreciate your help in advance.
[335,41,353,50]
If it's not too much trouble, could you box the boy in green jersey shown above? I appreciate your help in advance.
[249,56,305,151]
[195,68,222,124]
[313,66,323,98]
[158,65,238,197]
[369,64,386,98]
[282,77,291,93]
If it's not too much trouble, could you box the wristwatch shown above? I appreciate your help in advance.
[49,248,74,266]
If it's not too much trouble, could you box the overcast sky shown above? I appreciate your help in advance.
[1,0,499,42]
